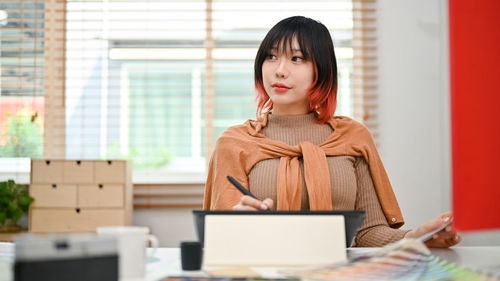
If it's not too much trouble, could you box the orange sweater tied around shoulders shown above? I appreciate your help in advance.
[203,113,404,228]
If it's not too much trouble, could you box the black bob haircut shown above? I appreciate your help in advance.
[254,16,339,122]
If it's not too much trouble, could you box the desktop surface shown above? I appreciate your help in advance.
[146,247,500,281]
[1,244,500,281]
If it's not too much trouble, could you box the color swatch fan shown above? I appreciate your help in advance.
[282,239,499,281]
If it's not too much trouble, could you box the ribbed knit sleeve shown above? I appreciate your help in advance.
[353,157,410,246]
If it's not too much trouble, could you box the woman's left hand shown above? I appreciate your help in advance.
[404,212,461,248]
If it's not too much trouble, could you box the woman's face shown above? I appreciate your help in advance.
[262,37,314,115]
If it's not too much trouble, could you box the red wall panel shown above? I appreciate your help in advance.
[450,0,500,231]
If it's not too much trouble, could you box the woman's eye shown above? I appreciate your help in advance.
[267,54,277,60]
[292,56,304,62]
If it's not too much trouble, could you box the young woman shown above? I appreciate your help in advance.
[204,16,460,248]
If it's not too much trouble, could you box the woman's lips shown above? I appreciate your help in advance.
[272,83,290,93]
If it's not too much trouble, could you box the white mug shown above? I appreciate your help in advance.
[96,226,159,279]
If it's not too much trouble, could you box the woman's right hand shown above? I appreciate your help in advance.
[232,195,274,211]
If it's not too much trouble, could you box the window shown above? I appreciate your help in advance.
[63,0,354,183]
[1,0,374,184]
[0,1,44,183]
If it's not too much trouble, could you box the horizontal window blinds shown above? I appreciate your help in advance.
[0,0,45,183]
[64,0,356,183]
[65,1,208,183]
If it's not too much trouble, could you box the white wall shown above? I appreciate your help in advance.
[376,0,500,245]
[376,0,450,230]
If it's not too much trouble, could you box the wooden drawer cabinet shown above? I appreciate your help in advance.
[29,160,132,233]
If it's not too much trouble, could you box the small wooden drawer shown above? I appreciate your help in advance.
[78,184,124,208]
[63,160,94,183]
[30,209,126,233]
[31,160,63,184]
[30,184,77,208]
[95,160,126,183]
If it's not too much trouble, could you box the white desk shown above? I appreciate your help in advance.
[2,244,500,281]
[146,247,500,281]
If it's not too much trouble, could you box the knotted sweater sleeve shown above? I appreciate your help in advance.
[203,127,251,210]
[353,157,410,246]
[203,123,268,210]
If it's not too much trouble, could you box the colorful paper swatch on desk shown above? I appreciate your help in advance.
[281,239,499,281]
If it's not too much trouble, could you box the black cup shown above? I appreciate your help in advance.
[180,241,202,270]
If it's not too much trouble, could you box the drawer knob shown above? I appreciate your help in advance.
[76,160,81,165]
[107,160,112,165]
[52,184,57,189]
[99,184,103,189]
[45,160,51,165]
[75,208,81,213]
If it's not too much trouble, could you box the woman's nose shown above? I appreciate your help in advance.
[275,59,288,78]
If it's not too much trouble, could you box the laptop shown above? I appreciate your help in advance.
[192,210,365,248]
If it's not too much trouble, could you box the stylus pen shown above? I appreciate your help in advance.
[226,175,258,199]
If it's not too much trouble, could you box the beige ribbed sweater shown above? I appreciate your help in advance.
[248,113,409,247]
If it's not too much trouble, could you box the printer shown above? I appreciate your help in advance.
[14,233,118,281]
